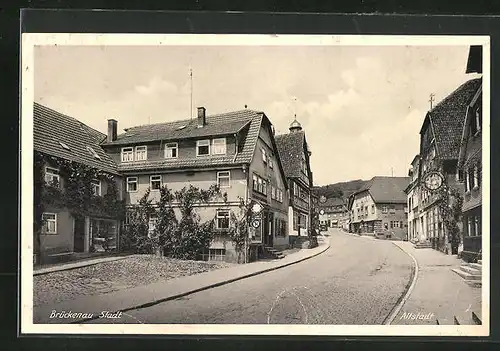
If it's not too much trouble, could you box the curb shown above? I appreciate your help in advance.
[70,238,331,324]
[34,256,130,276]
[383,242,419,325]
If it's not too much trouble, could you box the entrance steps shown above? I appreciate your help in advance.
[262,246,285,260]
[436,310,482,325]
[414,241,432,249]
[451,260,482,287]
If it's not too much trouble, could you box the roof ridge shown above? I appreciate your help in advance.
[126,109,263,131]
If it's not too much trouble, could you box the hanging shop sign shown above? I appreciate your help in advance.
[423,170,445,192]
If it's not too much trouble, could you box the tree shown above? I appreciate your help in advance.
[228,197,255,263]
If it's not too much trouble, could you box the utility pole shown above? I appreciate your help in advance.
[429,93,435,110]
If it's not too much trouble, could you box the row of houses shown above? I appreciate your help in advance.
[318,197,349,230]
[34,103,314,264]
[405,45,483,262]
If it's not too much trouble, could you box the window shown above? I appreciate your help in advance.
[121,147,134,162]
[371,205,375,214]
[86,146,101,160]
[389,206,396,214]
[261,148,267,163]
[212,138,227,155]
[253,175,258,191]
[217,171,231,188]
[200,248,226,262]
[277,189,283,203]
[271,186,276,200]
[44,167,60,187]
[197,140,210,156]
[150,175,162,190]
[456,169,464,182]
[474,216,481,236]
[42,213,57,234]
[382,206,388,214]
[127,177,138,192]
[164,143,178,158]
[135,146,147,161]
[467,217,473,236]
[148,215,157,238]
[263,180,267,195]
[91,180,101,196]
[473,166,479,189]
[216,210,230,230]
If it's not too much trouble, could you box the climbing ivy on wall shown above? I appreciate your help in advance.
[34,151,126,260]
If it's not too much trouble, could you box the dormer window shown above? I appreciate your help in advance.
[212,138,227,155]
[86,146,101,160]
[135,146,147,161]
[165,143,178,159]
[121,147,134,162]
[197,140,210,156]
[59,141,70,151]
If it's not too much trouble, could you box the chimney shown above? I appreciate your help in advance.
[107,119,117,142]
[197,107,206,127]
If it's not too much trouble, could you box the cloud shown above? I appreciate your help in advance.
[135,77,178,96]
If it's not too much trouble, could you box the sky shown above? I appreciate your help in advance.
[34,44,480,186]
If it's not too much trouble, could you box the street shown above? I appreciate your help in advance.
[86,229,413,325]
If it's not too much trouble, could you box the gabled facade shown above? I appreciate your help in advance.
[458,46,483,262]
[34,103,123,263]
[318,197,348,229]
[275,118,314,239]
[347,176,409,240]
[100,106,290,261]
[410,77,482,255]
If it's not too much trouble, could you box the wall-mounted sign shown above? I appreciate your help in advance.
[319,209,325,215]
[251,219,261,228]
[252,203,263,214]
[423,171,445,191]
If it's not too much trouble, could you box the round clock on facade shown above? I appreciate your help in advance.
[319,195,327,204]
[423,171,444,191]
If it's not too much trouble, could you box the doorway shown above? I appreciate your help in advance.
[263,211,274,246]
[74,217,86,252]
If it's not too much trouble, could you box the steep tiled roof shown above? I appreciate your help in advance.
[115,111,263,171]
[275,131,306,179]
[101,110,258,146]
[319,197,346,210]
[33,103,119,174]
[355,176,410,204]
[427,77,482,160]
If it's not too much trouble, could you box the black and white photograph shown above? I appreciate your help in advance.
[20,33,490,336]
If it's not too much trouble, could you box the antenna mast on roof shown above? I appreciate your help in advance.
[190,67,193,120]
[429,93,435,110]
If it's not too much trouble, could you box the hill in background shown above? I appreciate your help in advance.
[313,179,368,200]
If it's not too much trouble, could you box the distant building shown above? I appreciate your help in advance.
[100,106,290,262]
[458,46,483,262]
[275,117,314,241]
[347,176,409,240]
[318,197,348,229]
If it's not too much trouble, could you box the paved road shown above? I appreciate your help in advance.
[86,229,413,325]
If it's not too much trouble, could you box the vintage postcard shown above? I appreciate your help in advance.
[20,33,490,336]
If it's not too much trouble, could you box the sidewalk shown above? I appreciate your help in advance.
[34,255,130,275]
[34,236,330,324]
[390,241,482,325]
